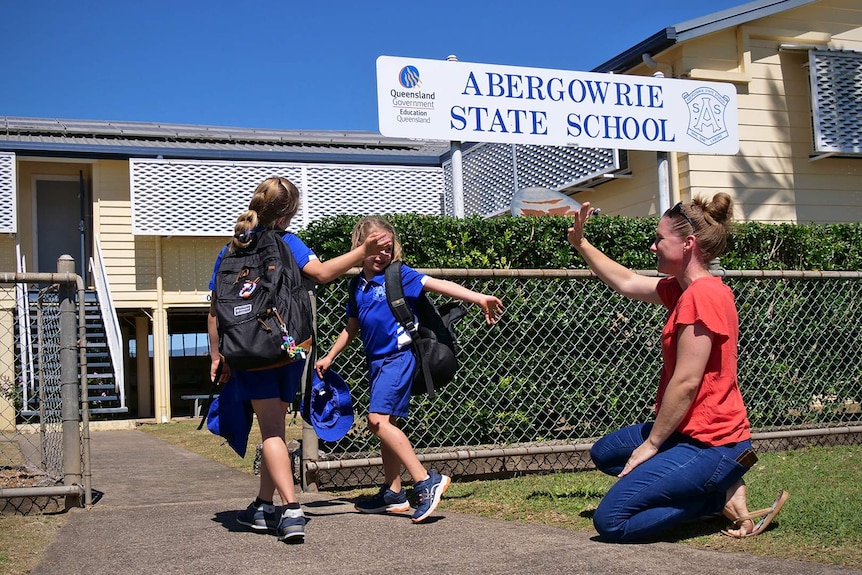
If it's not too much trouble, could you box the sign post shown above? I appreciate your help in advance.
[446,55,465,217]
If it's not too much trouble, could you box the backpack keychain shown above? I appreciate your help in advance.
[274,308,306,360]
[238,277,260,299]
[281,334,306,359]
[282,334,306,359]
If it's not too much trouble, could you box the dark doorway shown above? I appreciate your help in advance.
[35,178,86,277]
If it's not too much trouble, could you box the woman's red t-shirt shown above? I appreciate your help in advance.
[655,275,751,446]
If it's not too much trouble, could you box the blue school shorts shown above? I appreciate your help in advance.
[368,348,415,418]
[232,360,305,403]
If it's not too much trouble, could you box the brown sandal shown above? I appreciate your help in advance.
[721,490,789,538]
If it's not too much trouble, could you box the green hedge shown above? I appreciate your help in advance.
[300,214,862,271]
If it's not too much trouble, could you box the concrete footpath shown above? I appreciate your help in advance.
[32,430,860,575]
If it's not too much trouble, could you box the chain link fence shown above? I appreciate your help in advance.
[3,266,859,501]
[304,269,862,489]
[0,268,91,515]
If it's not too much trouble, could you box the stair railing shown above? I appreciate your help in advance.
[15,243,35,407]
[89,237,125,407]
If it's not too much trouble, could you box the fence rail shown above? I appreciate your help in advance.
[302,268,862,489]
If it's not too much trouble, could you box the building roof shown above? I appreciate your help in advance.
[0,116,450,166]
[592,0,818,73]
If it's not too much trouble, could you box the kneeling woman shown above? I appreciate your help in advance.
[567,193,787,542]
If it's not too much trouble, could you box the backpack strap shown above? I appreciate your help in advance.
[197,358,223,431]
[384,262,435,398]
[384,262,416,332]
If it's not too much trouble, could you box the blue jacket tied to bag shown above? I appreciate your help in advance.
[205,377,253,457]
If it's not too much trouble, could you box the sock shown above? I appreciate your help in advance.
[286,502,301,510]
[254,497,274,511]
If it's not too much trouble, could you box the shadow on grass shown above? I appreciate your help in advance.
[527,488,607,500]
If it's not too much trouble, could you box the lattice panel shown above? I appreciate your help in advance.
[130,159,444,235]
[442,164,454,216]
[0,152,16,234]
[515,145,621,190]
[304,165,444,219]
[443,143,622,217]
[462,144,517,217]
[131,159,303,235]
[810,50,862,154]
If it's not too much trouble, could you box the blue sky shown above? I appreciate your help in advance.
[2,0,746,132]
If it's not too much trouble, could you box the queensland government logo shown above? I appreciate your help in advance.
[683,87,730,146]
[399,65,421,88]
[391,64,435,125]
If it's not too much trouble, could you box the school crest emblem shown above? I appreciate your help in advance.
[683,87,730,146]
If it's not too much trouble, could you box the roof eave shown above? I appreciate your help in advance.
[0,141,445,167]
[592,28,677,74]
[591,0,819,74]
[0,116,447,152]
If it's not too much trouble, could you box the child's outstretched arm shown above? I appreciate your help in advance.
[423,277,503,325]
[315,317,360,377]
[302,232,392,285]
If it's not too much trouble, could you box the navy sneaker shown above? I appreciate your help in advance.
[411,470,451,523]
[276,507,306,542]
[236,501,276,531]
[355,486,410,514]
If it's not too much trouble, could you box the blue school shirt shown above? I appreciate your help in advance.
[347,264,427,359]
[208,231,317,290]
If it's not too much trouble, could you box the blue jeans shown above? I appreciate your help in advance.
[590,423,752,542]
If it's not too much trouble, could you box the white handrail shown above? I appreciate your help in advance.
[14,243,34,404]
[89,238,125,404]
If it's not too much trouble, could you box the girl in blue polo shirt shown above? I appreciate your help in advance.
[315,216,503,523]
[208,177,391,542]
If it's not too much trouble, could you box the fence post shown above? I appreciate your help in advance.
[301,287,319,492]
[58,255,82,509]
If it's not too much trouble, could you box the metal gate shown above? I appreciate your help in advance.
[0,258,92,514]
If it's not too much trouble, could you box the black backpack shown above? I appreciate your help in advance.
[349,261,466,398]
[213,229,314,371]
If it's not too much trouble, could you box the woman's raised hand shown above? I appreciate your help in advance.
[567,201,596,250]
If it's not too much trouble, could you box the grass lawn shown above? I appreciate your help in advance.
[440,446,862,567]
[0,513,68,575]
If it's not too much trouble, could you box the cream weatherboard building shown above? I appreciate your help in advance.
[0,0,860,423]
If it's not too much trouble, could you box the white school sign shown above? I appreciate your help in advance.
[376,55,739,155]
